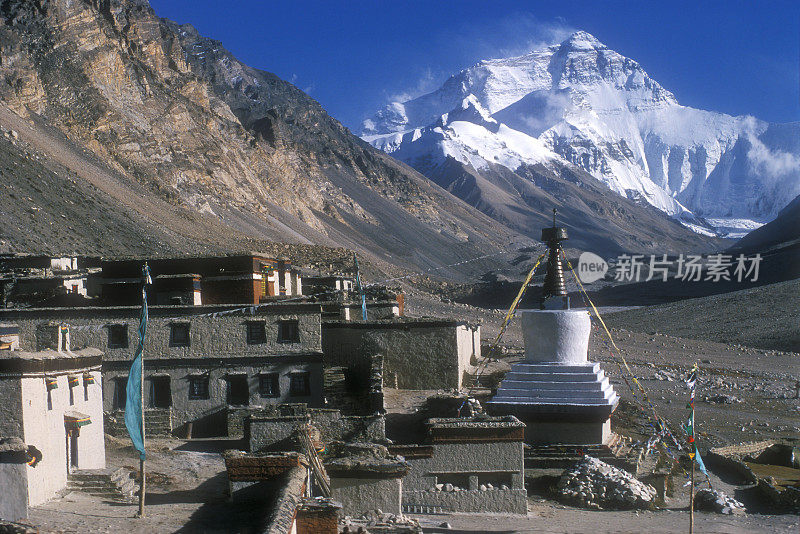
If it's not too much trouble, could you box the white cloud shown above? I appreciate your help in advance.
[387,67,441,103]
[381,15,575,107]
[452,14,575,63]
[743,117,800,180]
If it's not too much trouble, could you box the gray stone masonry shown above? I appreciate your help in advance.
[0,304,324,436]
[322,318,479,390]
[400,416,527,515]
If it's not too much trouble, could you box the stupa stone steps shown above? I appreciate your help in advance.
[496,380,607,391]
[492,389,616,402]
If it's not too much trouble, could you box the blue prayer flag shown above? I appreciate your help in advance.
[124,264,150,461]
[353,254,368,321]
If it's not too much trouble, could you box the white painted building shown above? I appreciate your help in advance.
[0,325,105,520]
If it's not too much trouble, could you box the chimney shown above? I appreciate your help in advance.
[296,498,342,534]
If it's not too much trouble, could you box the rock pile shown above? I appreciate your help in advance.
[694,489,746,515]
[341,509,421,533]
[702,394,742,404]
[427,482,509,492]
[556,456,657,510]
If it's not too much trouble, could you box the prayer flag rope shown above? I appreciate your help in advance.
[561,251,700,474]
[685,364,711,485]
[466,252,547,397]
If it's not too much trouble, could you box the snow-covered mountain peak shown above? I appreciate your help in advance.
[558,30,606,52]
[362,31,675,137]
[439,95,499,131]
[362,31,800,237]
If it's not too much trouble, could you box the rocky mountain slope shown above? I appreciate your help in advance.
[0,0,530,280]
[0,1,720,281]
[731,194,800,254]
[363,31,800,239]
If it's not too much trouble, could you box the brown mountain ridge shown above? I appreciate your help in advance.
[0,0,720,281]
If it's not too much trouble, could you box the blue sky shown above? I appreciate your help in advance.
[150,0,799,130]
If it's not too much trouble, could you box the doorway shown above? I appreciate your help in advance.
[226,375,250,406]
[150,376,172,408]
[65,429,79,474]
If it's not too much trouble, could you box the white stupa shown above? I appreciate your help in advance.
[487,216,618,444]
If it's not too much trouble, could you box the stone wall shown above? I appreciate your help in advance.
[400,417,527,515]
[248,408,385,452]
[0,380,23,437]
[0,304,324,436]
[329,477,402,516]
[322,320,479,390]
[323,355,383,416]
[0,444,27,522]
[402,487,527,514]
[0,303,323,359]
[103,358,325,437]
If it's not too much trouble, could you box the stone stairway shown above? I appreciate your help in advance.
[105,408,173,437]
[524,433,640,474]
[67,467,137,501]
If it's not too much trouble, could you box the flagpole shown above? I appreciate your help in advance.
[138,265,148,518]
[689,456,694,534]
[687,363,698,534]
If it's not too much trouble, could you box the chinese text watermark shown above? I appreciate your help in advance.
[577,252,762,284]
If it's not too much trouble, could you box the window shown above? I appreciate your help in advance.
[247,321,266,344]
[188,376,209,400]
[227,375,250,406]
[150,377,172,408]
[289,372,311,397]
[278,320,300,343]
[259,373,280,397]
[108,325,128,349]
[114,377,128,409]
[170,323,190,347]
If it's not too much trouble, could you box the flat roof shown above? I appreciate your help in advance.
[0,302,322,317]
[427,415,525,429]
[0,348,102,373]
[323,316,480,328]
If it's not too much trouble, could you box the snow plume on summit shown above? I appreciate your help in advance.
[362,31,800,238]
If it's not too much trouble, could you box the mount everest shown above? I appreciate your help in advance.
[362,31,800,238]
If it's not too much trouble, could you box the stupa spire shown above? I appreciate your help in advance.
[540,208,569,310]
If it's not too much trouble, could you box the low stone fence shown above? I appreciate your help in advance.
[402,488,527,514]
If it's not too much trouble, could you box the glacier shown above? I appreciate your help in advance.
[361,31,800,237]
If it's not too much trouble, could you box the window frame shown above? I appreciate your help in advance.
[169,322,191,347]
[107,324,129,349]
[277,319,300,344]
[258,373,280,398]
[288,372,311,397]
[246,321,267,345]
[188,375,210,400]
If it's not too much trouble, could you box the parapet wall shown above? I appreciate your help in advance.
[400,416,527,515]
[322,320,479,390]
[248,407,385,453]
